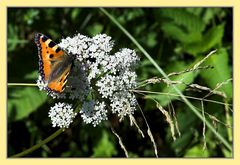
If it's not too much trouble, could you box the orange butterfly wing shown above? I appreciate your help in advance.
[35,33,73,93]
[47,66,71,92]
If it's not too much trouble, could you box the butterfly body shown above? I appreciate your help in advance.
[35,33,73,93]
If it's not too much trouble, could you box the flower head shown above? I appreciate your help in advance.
[39,33,139,127]
[48,102,77,128]
[80,100,108,127]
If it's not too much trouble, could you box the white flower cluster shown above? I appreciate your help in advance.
[80,100,108,127]
[48,102,77,128]
[110,91,137,121]
[38,33,139,128]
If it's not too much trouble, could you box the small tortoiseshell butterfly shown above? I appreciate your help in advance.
[34,33,74,93]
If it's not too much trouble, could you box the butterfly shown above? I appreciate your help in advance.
[34,33,74,93]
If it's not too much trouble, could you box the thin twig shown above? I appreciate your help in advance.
[111,126,129,157]
[169,101,181,137]
[201,100,207,150]
[156,102,176,141]
[203,78,232,99]
[135,90,232,128]
[8,83,37,86]
[11,129,63,157]
[131,89,232,106]
[167,65,214,77]
[192,50,217,70]
[136,101,158,157]
[129,114,145,138]
[188,83,226,98]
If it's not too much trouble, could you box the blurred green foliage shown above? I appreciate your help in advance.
[7,8,232,157]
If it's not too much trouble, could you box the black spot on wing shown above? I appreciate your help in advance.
[48,41,56,48]
[49,54,54,58]
[41,35,48,42]
[55,47,61,53]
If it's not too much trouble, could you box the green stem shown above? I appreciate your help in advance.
[11,129,63,158]
[100,8,232,151]
[8,83,37,86]
[132,89,231,106]
[225,99,232,142]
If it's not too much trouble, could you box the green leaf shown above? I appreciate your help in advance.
[201,8,227,25]
[161,22,202,44]
[184,145,210,157]
[87,23,103,35]
[184,24,225,55]
[24,70,38,80]
[8,87,48,121]
[71,9,81,21]
[160,8,206,33]
[200,48,232,99]
[146,32,157,47]
[222,147,232,157]
[172,132,193,155]
[92,131,117,157]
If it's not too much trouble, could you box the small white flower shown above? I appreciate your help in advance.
[89,44,98,52]
[36,75,48,91]
[48,102,77,128]
[113,48,139,72]
[96,74,118,98]
[110,91,137,121]
[92,34,114,52]
[87,63,101,81]
[80,100,108,127]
